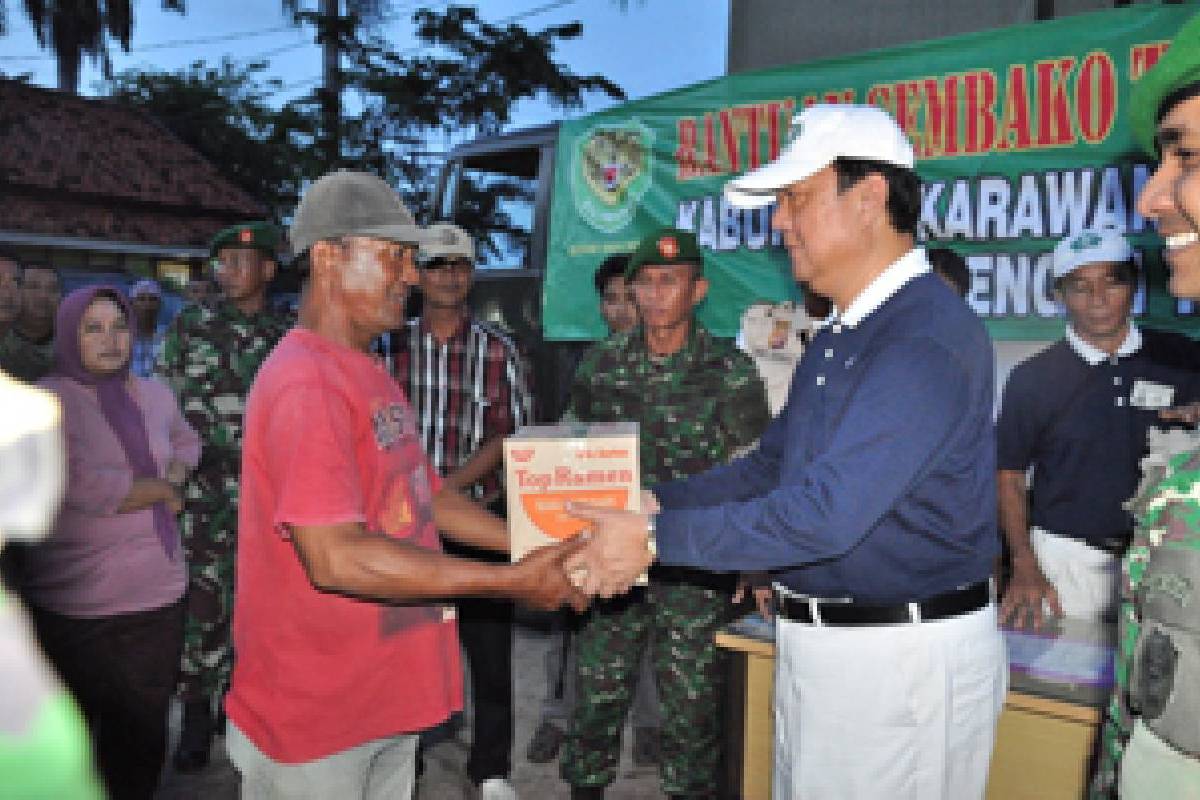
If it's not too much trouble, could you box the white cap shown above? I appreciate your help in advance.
[1051,229,1132,279]
[419,222,474,263]
[724,104,915,209]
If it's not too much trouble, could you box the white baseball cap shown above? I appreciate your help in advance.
[419,222,474,263]
[1051,229,1133,279]
[724,104,915,209]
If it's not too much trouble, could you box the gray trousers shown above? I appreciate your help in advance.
[228,722,418,800]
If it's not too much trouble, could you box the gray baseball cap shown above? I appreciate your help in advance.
[289,170,426,256]
[419,223,475,263]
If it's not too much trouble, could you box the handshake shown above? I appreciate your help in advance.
[506,490,662,612]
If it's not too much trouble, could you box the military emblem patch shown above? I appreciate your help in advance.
[657,236,679,260]
[571,120,654,234]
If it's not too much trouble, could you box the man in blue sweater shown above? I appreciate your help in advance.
[569,104,1006,800]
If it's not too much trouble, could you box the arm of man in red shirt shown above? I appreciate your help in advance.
[289,521,587,612]
[267,358,584,613]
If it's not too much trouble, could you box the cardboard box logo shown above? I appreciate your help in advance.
[510,448,535,464]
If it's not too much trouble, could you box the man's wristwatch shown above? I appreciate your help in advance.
[646,512,658,558]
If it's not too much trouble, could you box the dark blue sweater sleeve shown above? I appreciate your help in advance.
[651,412,786,509]
[654,337,969,571]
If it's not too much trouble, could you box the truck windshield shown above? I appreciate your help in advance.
[438,148,540,271]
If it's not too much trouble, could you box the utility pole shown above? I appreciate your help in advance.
[319,0,342,167]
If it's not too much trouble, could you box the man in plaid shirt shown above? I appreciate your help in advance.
[383,222,533,800]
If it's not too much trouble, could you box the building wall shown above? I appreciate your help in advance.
[727,0,1131,75]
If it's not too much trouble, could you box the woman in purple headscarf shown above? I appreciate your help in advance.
[24,285,200,800]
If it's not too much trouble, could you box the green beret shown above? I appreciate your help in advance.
[209,222,282,259]
[1131,9,1200,156]
[626,227,703,279]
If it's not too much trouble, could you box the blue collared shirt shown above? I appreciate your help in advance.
[653,249,999,605]
[996,322,1200,548]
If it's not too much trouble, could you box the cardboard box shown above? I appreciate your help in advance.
[504,422,640,563]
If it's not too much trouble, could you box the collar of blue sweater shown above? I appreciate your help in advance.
[834,247,931,329]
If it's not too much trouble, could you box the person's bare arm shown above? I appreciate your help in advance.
[432,487,509,553]
[442,437,505,498]
[734,572,775,620]
[996,469,1061,629]
[1159,403,1200,425]
[289,521,586,611]
[117,478,181,514]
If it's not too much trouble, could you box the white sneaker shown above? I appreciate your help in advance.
[478,777,519,800]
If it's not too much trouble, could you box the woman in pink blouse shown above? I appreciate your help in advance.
[26,285,201,800]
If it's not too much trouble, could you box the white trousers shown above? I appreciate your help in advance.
[1030,528,1120,621]
[1119,720,1200,800]
[773,604,1007,800]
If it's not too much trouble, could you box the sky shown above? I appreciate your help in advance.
[0,0,730,131]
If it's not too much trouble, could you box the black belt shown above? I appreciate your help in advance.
[1040,529,1131,557]
[776,581,991,626]
[1089,535,1131,557]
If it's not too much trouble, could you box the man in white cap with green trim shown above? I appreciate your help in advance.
[997,229,1200,632]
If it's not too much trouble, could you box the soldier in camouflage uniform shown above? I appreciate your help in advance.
[1092,430,1200,797]
[0,252,23,361]
[156,222,292,773]
[0,261,59,384]
[1092,18,1200,796]
[560,228,769,800]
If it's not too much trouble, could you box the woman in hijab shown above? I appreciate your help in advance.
[24,285,200,800]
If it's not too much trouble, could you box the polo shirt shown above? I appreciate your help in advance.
[996,324,1200,549]
[653,248,999,605]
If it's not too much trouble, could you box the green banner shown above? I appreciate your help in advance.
[543,4,1199,341]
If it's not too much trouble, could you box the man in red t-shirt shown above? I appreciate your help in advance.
[225,170,587,800]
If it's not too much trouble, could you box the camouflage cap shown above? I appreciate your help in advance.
[1130,9,1200,156]
[625,227,703,279]
[210,222,282,259]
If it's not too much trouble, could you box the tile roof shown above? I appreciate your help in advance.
[0,79,267,247]
[4,194,246,250]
